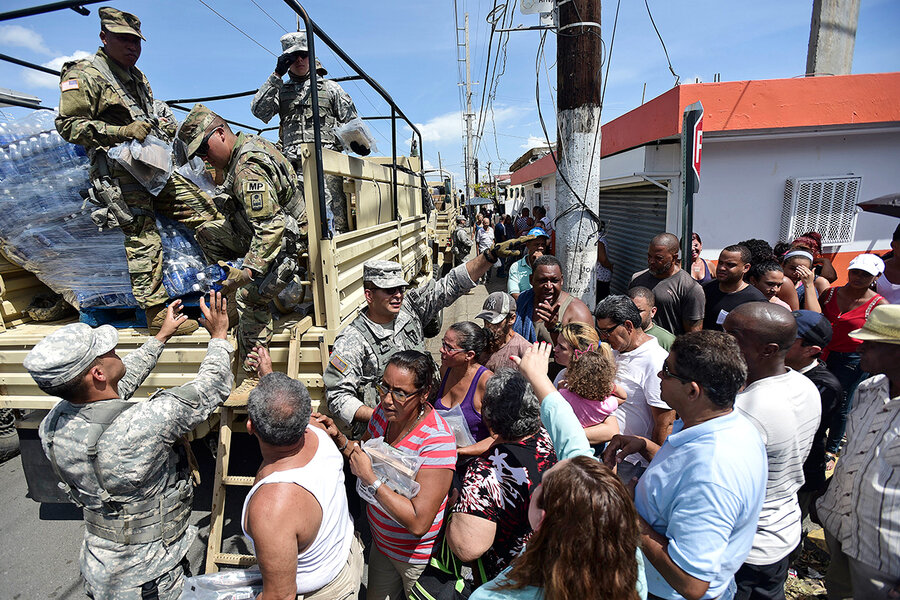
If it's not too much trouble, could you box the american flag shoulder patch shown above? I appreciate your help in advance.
[329,354,348,373]
[60,79,80,92]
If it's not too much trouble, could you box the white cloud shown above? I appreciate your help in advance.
[0,25,51,55]
[422,159,435,171]
[23,51,92,88]
[411,106,523,144]
[521,135,551,150]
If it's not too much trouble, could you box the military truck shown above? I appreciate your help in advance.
[427,173,461,275]
[0,0,431,573]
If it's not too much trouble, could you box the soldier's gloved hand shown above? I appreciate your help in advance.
[486,234,535,261]
[218,261,253,295]
[349,141,371,156]
[118,121,152,142]
[275,53,297,76]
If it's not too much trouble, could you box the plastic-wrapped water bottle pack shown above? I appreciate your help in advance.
[0,110,215,310]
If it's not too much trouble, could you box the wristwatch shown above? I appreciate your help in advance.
[363,476,386,497]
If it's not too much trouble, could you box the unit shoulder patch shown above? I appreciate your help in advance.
[242,180,270,213]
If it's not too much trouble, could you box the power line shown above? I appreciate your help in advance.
[248,0,288,33]
[644,0,680,86]
[196,0,276,57]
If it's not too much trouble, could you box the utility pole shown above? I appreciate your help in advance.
[556,0,601,307]
[460,13,476,205]
[806,0,860,76]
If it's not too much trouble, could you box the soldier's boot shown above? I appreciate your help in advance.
[145,304,200,336]
[226,375,259,406]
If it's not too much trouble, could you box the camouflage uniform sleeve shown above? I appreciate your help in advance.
[153,100,177,140]
[233,160,286,275]
[116,338,165,400]
[250,73,283,124]
[134,338,234,445]
[55,63,126,150]
[406,262,476,325]
[323,328,369,427]
[329,80,359,125]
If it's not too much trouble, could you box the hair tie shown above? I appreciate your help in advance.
[783,250,814,262]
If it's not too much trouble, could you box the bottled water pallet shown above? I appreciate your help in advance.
[78,295,203,329]
[78,305,146,329]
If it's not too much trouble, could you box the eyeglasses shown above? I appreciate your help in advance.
[375,382,421,402]
[441,342,466,354]
[661,362,694,384]
[295,51,309,59]
[195,127,220,158]
[377,286,406,296]
[595,323,621,339]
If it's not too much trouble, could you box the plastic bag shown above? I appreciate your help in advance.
[180,568,262,600]
[108,134,174,196]
[333,117,378,154]
[175,155,217,196]
[438,404,477,448]
[356,437,424,507]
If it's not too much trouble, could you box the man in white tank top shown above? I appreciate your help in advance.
[244,351,362,599]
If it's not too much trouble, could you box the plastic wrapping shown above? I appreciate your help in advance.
[0,111,211,310]
[356,436,424,509]
[175,155,217,196]
[180,568,262,600]
[438,404,477,448]
[333,117,378,154]
[107,134,174,196]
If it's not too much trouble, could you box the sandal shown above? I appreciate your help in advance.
[825,452,838,473]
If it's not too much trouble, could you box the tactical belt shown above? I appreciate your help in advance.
[82,478,193,545]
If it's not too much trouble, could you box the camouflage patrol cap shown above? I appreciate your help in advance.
[99,7,145,40]
[280,32,308,57]
[315,58,327,76]
[24,323,118,388]
[177,103,220,159]
[363,260,409,289]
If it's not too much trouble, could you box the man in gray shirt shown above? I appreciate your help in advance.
[629,233,705,335]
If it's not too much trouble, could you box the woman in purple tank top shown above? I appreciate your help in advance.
[435,321,495,458]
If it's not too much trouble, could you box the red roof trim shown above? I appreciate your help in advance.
[600,72,900,158]
[509,152,556,185]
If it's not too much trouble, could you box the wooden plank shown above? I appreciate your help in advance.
[205,406,233,574]
[214,553,257,567]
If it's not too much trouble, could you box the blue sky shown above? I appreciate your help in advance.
[1,0,898,187]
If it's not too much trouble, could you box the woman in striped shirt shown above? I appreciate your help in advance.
[337,350,457,600]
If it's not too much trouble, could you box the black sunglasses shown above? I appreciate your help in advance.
[195,127,220,158]
[661,361,693,384]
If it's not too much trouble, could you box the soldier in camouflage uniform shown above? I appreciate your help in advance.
[23,294,233,600]
[451,214,473,266]
[250,31,368,234]
[324,236,532,436]
[177,104,307,374]
[55,7,220,333]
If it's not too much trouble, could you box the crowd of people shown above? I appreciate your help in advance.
[21,4,900,599]
[24,207,900,600]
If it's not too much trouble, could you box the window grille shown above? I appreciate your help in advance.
[779,176,861,245]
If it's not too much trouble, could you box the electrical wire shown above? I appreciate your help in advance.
[196,0,277,57]
[248,0,288,33]
[644,0,680,86]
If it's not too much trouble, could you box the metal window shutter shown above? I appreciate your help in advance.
[598,185,668,294]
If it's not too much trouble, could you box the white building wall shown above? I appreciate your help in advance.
[692,127,898,256]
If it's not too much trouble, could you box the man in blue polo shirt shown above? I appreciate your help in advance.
[604,331,768,600]
[507,227,549,299]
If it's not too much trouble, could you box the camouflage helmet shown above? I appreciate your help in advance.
[177,103,221,159]
[99,6,145,40]
[24,323,119,388]
[363,260,409,289]
[280,32,307,57]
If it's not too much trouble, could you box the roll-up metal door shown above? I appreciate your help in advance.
[598,184,668,294]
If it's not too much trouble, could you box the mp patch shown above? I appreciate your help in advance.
[243,180,269,212]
